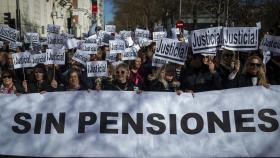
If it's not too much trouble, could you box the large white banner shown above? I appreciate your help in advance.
[154,38,188,65]
[0,86,279,157]
[191,27,223,54]
[0,26,19,42]
[223,27,259,51]
[260,35,280,54]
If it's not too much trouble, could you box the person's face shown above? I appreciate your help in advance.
[165,73,174,82]
[135,57,142,69]
[7,53,13,66]
[116,67,129,83]
[34,68,44,81]
[202,56,209,65]
[69,72,80,87]
[222,52,234,63]
[247,58,261,76]
[2,73,13,87]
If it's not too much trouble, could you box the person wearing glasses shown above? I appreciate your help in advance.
[0,70,25,95]
[105,63,136,91]
[232,55,269,88]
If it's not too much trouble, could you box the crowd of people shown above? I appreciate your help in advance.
[0,34,280,96]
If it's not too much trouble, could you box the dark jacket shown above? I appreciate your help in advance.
[180,64,222,92]
[28,80,52,93]
[104,80,135,91]
[266,60,280,85]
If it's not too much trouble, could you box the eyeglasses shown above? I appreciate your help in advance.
[116,70,126,75]
[249,63,261,67]
[2,75,12,79]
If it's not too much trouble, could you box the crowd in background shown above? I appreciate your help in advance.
[0,34,280,96]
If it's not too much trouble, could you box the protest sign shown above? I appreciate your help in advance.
[47,24,60,34]
[72,50,90,66]
[0,41,3,48]
[153,32,167,42]
[223,27,259,51]
[109,39,126,54]
[154,38,188,65]
[123,47,138,61]
[138,38,152,47]
[31,53,47,66]
[87,61,108,77]
[105,25,116,33]
[61,33,74,39]
[0,26,19,42]
[135,28,150,39]
[102,32,115,45]
[154,26,164,32]
[262,51,271,64]
[9,42,17,51]
[12,52,33,69]
[119,31,132,39]
[24,33,40,43]
[81,43,98,54]
[191,27,223,54]
[260,35,280,54]
[105,52,117,62]
[66,38,78,49]
[45,49,65,65]
[152,55,167,67]
[0,86,279,157]
[124,36,134,47]
[47,33,64,49]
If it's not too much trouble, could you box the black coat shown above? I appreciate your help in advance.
[28,81,52,93]
[104,80,135,91]
[180,65,222,92]
[266,60,280,85]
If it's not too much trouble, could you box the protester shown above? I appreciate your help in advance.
[180,54,222,92]
[266,53,280,85]
[0,70,25,95]
[129,56,144,90]
[66,69,87,91]
[105,63,136,91]
[231,55,269,88]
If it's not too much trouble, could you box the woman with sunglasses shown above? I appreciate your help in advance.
[232,55,269,88]
[0,70,25,95]
[105,63,136,91]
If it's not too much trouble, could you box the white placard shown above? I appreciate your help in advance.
[12,52,33,69]
[0,26,19,42]
[191,27,223,54]
[0,86,280,157]
[125,36,134,47]
[45,49,65,65]
[109,40,126,54]
[123,47,138,61]
[153,32,167,42]
[105,25,116,33]
[154,38,188,65]
[138,38,152,47]
[87,61,108,77]
[66,38,78,49]
[154,26,164,32]
[260,35,280,54]
[31,53,47,66]
[72,50,90,66]
[47,24,60,34]
[0,41,3,48]
[47,33,64,49]
[223,27,259,51]
[135,28,150,38]
[119,31,132,39]
[105,53,117,62]
[152,55,167,67]
[24,33,40,44]
[81,43,98,54]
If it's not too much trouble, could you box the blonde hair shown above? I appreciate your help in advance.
[242,55,268,87]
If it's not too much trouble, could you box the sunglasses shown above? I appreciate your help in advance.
[116,70,126,75]
[2,75,12,79]
[249,63,261,67]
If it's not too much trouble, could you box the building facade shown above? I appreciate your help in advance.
[0,0,94,38]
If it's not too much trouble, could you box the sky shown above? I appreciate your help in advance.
[104,0,114,24]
